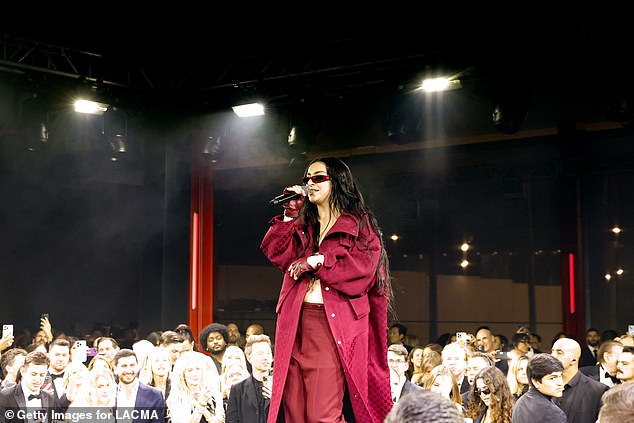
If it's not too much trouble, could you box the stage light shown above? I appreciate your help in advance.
[419,77,462,93]
[232,102,264,117]
[74,99,109,115]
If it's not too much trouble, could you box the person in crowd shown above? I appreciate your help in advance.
[442,342,470,395]
[507,333,531,362]
[260,156,394,423]
[615,333,633,347]
[423,343,444,357]
[226,334,274,422]
[597,380,634,422]
[245,324,264,341]
[158,330,186,368]
[68,368,116,409]
[419,350,443,387]
[174,324,198,352]
[41,337,71,404]
[389,323,413,354]
[579,339,623,387]
[226,323,245,349]
[384,389,465,423]
[96,337,120,366]
[530,333,543,353]
[407,345,425,384]
[0,348,27,390]
[221,363,250,411]
[506,354,529,399]
[199,323,230,374]
[551,337,608,423]
[493,334,509,355]
[512,353,566,423]
[601,329,619,343]
[616,346,634,383]
[0,351,55,423]
[166,350,224,423]
[87,354,113,374]
[465,366,513,423]
[475,326,508,375]
[133,339,156,383]
[579,328,602,368]
[146,331,163,347]
[112,348,165,423]
[222,346,248,372]
[551,332,569,348]
[146,347,172,399]
[388,344,423,403]
[423,364,464,416]
[462,351,495,408]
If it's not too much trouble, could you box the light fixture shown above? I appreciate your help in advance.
[232,102,264,117]
[74,99,109,115]
[419,77,462,93]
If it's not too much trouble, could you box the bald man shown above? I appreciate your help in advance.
[551,337,608,423]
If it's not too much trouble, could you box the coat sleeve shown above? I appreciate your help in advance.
[314,218,381,298]
[260,215,306,271]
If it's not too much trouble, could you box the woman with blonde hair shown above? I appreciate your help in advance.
[166,350,224,423]
[506,354,529,399]
[465,366,514,423]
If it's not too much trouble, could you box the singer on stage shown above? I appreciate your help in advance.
[261,156,394,423]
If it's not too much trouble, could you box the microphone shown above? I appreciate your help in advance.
[270,186,308,205]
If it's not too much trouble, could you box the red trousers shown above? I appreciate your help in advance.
[283,302,347,423]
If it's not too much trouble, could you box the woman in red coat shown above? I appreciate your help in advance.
[261,156,394,422]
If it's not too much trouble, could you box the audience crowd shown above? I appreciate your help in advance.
[0,317,632,422]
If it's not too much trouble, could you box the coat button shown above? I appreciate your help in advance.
[337,340,342,345]
[325,287,330,291]
[331,313,336,317]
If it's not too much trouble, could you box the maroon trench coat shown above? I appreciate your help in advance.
[260,211,393,423]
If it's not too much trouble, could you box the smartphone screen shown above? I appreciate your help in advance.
[2,324,14,338]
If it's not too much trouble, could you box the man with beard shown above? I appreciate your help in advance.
[579,328,602,368]
[199,323,229,374]
[113,349,165,423]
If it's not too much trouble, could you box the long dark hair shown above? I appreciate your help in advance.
[300,157,393,305]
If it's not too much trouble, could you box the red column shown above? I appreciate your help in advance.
[560,176,586,342]
[189,140,215,345]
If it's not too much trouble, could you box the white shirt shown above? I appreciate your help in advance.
[598,364,616,388]
[116,379,140,408]
[390,375,406,403]
[21,383,43,423]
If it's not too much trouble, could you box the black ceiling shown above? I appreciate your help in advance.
[2,11,632,119]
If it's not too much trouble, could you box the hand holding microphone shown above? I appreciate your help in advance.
[272,185,308,219]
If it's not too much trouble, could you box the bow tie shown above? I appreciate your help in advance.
[28,393,42,400]
[605,372,620,384]
[50,373,64,380]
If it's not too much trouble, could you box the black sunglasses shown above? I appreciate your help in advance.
[476,388,492,396]
[302,174,331,184]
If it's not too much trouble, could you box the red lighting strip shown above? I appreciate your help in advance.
[191,212,199,310]
[568,253,575,314]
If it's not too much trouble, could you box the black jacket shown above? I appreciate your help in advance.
[226,376,269,423]
[512,387,567,423]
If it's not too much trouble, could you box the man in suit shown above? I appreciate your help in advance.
[579,339,623,387]
[113,348,165,423]
[387,344,423,404]
[551,337,609,423]
[0,351,55,423]
[579,328,601,369]
[41,338,71,406]
[226,334,272,423]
